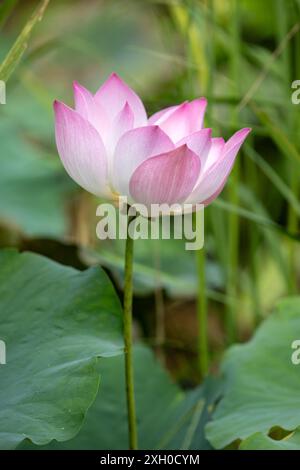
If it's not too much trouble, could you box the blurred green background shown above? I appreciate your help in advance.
[1,0,299,385]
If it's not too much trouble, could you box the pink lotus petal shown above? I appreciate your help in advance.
[185,138,225,202]
[202,137,225,173]
[148,104,180,125]
[155,98,207,143]
[129,144,201,205]
[95,73,147,126]
[177,128,212,163]
[201,181,227,206]
[112,125,174,196]
[186,128,251,204]
[112,102,134,149]
[225,127,251,154]
[54,100,109,197]
[73,81,109,144]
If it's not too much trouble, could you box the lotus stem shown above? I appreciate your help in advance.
[123,215,138,450]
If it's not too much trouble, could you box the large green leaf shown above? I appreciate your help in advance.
[239,429,300,450]
[0,249,123,450]
[163,376,222,451]
[21,346,221,450]
[206,297,300,449]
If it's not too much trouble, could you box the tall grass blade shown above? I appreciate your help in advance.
[0,0,50,82]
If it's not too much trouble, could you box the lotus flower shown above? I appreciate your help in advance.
[54,73,251,210]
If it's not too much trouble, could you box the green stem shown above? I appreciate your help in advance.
[196,247,209,377]
[154,240,166,365]
[123,215,138,450]
[287,170,298,292]
[245,135,261,325]
[276,0,297,293]
[194,0,216,377]
[226,0,241,343]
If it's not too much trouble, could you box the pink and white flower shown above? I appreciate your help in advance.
[54,73,251,209]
